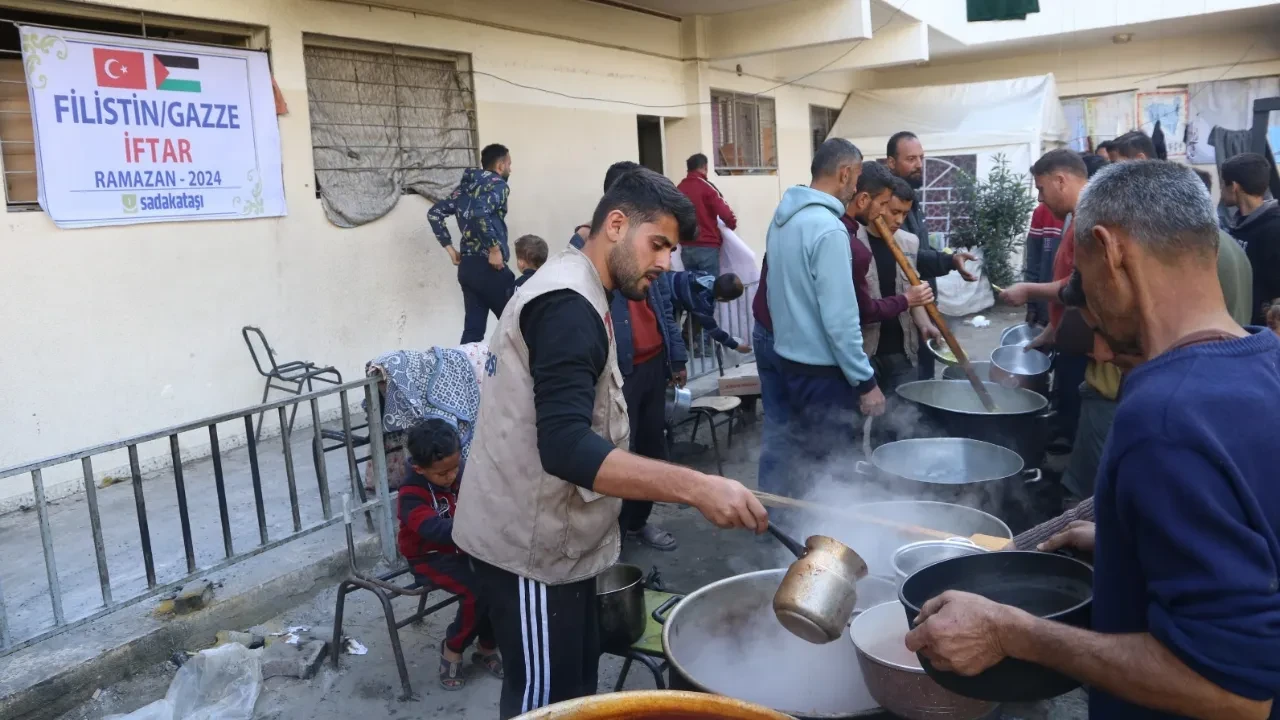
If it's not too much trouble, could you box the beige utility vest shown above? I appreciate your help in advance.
[452,246,629,585]
[858,225,921,364]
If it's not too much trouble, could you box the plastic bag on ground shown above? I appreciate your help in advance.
[107,643,262,720]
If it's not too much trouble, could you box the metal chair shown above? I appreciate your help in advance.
[331,499,460,701]
[686,395,743,476]
[242,326,343,441]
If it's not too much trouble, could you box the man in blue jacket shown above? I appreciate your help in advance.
[570,161,687,550]
[765,138,884,508]
[667,270,750,355]
[906,161,1280,720]
[430,144,515,344]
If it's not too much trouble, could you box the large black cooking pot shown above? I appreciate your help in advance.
[854,438,1042,517]
[896,380,1054,468]
[659,569,899,718]
[899,551,1094,702]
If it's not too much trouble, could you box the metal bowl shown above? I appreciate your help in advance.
[1000,323,1044,348]
[926,338,959,367]
[891,538,987,584]
[990,345,1052,376]
[850,602,999,720]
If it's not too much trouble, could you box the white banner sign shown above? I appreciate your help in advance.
[20,26,286,228]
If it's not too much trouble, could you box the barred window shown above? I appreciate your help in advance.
[711,90,777,176]
[809,105,841,156]
[303,39,478,227]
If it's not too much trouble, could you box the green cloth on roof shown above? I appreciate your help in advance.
[967,0,1040,22]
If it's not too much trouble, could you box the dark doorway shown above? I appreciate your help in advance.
[637,116,663,173]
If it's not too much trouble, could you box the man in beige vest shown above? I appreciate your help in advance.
[452,167,767,719]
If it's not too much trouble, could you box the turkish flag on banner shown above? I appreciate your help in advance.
[93,48,147,90]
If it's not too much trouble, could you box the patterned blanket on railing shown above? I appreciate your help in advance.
[365,345,493,488]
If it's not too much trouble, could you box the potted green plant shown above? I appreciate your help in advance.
[945,154,1037,290]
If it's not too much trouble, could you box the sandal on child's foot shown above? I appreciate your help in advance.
[472,650,504,679]
[440,646,466,690]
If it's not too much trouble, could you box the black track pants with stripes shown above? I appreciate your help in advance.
[474,559,600,719]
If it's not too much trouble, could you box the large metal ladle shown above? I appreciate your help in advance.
[766,523,868,645]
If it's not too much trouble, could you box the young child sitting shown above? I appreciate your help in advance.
[397,418,503,689]
[668,270,752,354]
[512,234,548,291]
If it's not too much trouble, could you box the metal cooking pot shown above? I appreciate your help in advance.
[942,361,992,383]
[796,501,1012,580]
[665,386,692,425]
[769,526,869,645]
[891,538,987,584]
[990,345,1051,395]
[1000,322,1046,348]
[854,438,1042,514]
[512,690,791,720]
[900,551,1094,702]
[596,563,646,652]
[896,380,1054,469]
[660,569,899,718]
[850,601,998,720]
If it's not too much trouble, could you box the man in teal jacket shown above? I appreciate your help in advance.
[761,138,884,513]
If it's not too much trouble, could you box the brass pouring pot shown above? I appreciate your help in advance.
[769,525,869,644]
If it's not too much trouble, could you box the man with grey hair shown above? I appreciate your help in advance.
[760,138,884,519]
[907,160,1280,720]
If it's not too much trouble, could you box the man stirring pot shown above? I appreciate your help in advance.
[452,167,768,720]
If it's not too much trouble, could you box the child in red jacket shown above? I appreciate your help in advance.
[397,418,503,689]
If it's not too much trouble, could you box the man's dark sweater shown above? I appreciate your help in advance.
[520,290,614,490]
[1089,328,1280,720]
[1227,200,1280,324]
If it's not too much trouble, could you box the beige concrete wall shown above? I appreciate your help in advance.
[0,0,691,504]
[0,0,852,505]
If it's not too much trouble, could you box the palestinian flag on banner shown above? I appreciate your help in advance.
[153,54,201,92]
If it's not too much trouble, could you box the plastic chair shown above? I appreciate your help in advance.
[242,326,343,441]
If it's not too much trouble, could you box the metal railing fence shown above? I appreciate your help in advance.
[0,377,393,657]
[683,279,758,381]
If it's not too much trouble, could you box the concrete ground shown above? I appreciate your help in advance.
[50,305,1089,720]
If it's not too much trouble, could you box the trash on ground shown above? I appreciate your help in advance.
[968,315,991,328]
[268,625,311,645]
[106,643,261,720]
[342,636,368,655]
[262,637,328,679]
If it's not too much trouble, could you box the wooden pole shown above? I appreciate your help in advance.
[871,217,998,412]
[752,490,1008,551]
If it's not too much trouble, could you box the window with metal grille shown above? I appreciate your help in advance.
[924,154,978,245]
[0,9,252,211]
[711,90,777,176]
[303,39,478,226]
[809,105,840,156]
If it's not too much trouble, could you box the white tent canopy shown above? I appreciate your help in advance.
[830,74,1069,186]
[829,74,1068,316]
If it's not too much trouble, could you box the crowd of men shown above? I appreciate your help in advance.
[409,130,1279,720]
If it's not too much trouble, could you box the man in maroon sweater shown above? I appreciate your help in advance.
[752,188,932,334]
[676,153,737,276]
